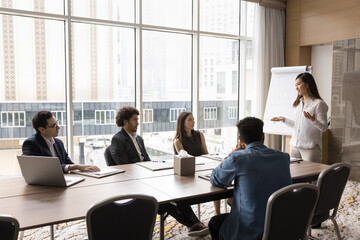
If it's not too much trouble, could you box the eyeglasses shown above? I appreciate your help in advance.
[46,120,59,129]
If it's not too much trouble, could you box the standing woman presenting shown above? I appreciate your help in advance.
[271,72,328,163]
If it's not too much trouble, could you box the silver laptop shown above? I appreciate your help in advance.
[17,155,85,187]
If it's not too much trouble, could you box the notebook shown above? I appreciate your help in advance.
[71,167,125,178]
[202,153,228,161]
[136,161,173,171]
[17,155,85,187]
[198,173,235,188]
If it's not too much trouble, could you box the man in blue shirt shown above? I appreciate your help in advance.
[209,117,292,240]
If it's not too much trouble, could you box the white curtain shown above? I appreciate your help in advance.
[253,5,285,149]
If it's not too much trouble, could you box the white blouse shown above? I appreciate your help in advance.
[284,97,328,149]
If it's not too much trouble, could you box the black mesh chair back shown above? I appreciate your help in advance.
[0,214,20,240]
[86,194,158,240]
[262,183,319,240]
[104,145,116,166]
[309,162,351,240]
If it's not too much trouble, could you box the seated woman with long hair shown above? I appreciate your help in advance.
[174,111,208,156]
[174,111,222,215]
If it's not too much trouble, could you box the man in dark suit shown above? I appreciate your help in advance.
[110,107,150,164]
[110,106,209,237]
[22,111,100,173]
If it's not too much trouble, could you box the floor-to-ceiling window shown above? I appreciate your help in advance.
[0,0,255,176]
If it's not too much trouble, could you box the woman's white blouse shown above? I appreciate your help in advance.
[284,97,328,149]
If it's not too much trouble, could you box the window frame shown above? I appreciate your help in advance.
[94,110,116,125]
[204,107,217,121]
[1,111,26,128]
[169,108,186,122]
[143,109,154,123]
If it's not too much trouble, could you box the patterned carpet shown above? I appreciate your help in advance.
[21,180,360,240]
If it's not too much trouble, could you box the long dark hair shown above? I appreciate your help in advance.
[293,72,322,107]
[174,111,195,143]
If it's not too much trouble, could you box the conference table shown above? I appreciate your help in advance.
[0,158,329,239]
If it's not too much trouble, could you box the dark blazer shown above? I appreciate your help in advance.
[110,128,151,165]
[22,132,73,171]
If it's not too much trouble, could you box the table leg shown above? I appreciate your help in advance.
[160,213,165,240]
[50,224,54,240]
[197,204,201,221]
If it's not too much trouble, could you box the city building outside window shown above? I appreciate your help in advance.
[1,111,26,127]
[52,111,66,126]
[95,110,116,125]
[143,109,153,123]
[170,108,186,122]
[228,106,238,119]
[204,107,217,120]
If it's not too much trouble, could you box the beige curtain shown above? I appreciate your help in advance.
[253,5,286,150]
[244,0,286,10]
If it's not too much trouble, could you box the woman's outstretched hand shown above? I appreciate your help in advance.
[271,116,285,122]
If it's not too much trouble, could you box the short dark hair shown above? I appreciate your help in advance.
[32,111,53,133]
[115,106,140,127]
[236,117,263,144]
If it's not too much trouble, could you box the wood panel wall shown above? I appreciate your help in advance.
[286,0,360,66]
[285,0,360,164]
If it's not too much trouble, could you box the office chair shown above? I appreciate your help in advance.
[308,163,351,240]
[0,214,20,240]
[104,145,116,166]
[86,194,158,240]
[262,183,319,240]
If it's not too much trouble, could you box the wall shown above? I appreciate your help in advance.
[311,44,333,110]
[286,0,360,179]
[286,0,360,66]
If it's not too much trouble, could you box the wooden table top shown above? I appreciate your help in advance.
[0,159,329,230]
[0,180,172,230]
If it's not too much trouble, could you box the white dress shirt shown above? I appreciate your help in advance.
[284,97,328,149]
[126,131,144,161]
[41,135,70,172]
[42,135,58,158]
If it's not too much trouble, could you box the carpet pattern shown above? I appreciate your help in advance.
[21,180,360,240]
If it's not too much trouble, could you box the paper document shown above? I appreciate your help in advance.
[198,174,234,188]
[202,153,228,161]
[71,167,125,178]
[136,161,173,171]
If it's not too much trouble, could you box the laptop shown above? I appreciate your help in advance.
[17,155,85,187]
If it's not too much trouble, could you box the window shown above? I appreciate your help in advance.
[143,109,153,123]
[0,0,255,175]
[204,107,217,120]
[95,110,115,125]
[217,72,226,93]
[228,106,238,119]
[52,111,66,126]
[1,111,26,127]
[232,71,238,94]
[170,108,186,122]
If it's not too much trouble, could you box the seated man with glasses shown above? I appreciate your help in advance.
[22,110,100,173]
